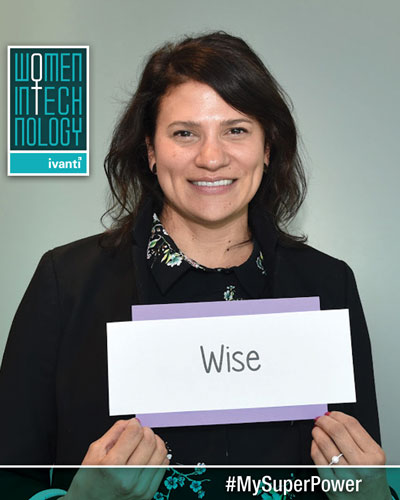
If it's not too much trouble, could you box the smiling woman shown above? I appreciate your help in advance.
[104,32,305,249]
[0,32,394,500]
[148,80,267,267]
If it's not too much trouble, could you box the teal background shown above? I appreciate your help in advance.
[1,0,399,464]
[9,48,87,150]
[10,152,87,174]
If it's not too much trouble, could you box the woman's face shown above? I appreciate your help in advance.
[147,80,269,227]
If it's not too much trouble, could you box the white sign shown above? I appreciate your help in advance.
[107,309,355,416]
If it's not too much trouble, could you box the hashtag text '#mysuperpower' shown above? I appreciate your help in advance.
[225,475,363,496]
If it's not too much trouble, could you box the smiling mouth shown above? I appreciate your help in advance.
[190,179,235,187]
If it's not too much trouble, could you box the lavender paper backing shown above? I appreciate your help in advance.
[132,297,320,321]
[131,297,327,427]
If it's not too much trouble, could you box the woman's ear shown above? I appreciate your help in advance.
[264,143,270,167]
[145,137,156,173]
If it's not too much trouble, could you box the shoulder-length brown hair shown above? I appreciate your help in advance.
[103,31,307,244]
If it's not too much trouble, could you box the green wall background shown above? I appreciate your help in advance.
[1,0,399,463]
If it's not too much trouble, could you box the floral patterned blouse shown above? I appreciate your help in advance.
[146,214,267,302]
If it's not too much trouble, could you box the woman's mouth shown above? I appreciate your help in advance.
[191,179,234,187]
[189,179,236,193]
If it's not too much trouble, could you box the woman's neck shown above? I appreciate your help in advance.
[160,205,253,269]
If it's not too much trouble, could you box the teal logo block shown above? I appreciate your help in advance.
[8,46,89,176]
[10,152,88,175]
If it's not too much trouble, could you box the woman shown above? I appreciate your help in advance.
[0,32,393,499]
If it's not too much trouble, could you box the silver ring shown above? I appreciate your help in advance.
[329,453,343,465]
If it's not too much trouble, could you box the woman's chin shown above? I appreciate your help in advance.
[187,209,247,228]
[162,197,249,228]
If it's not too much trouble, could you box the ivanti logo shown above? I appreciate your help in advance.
[8,46,89,176]
[48,156,83,169]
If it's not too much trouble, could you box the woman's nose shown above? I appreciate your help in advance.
[194,136,229,170]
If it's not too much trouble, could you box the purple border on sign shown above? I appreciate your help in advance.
[131,297,327,427]
[132,297,319,321]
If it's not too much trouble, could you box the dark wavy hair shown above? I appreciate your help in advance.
[103,31,307,244]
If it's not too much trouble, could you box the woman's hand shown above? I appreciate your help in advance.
[64,418,170,500]
[312,411,385,466]
[82,418,169,465]
[311,411,391,499]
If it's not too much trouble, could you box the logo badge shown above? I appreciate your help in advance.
[8,46,89,176]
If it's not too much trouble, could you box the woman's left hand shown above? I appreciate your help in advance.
[311,411,385,466]
[311,411,391,499]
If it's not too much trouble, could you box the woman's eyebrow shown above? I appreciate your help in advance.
[167,120,200,129]
[221,118,253,126]
[167,118,253,129]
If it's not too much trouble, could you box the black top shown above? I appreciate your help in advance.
[146,212,267,302]
[0,201,382,496]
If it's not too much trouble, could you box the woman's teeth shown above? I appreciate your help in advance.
[192,180,234,186]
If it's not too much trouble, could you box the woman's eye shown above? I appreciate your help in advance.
[229,127,247,135]
[173,130,193,138]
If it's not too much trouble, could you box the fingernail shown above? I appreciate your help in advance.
[135,417,142,424]
[324,411,331,416]
[314,416,321,422]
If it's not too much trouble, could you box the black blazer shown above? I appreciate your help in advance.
[0,203,380,470]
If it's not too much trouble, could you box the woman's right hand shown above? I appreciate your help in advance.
[64,418,170,499]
